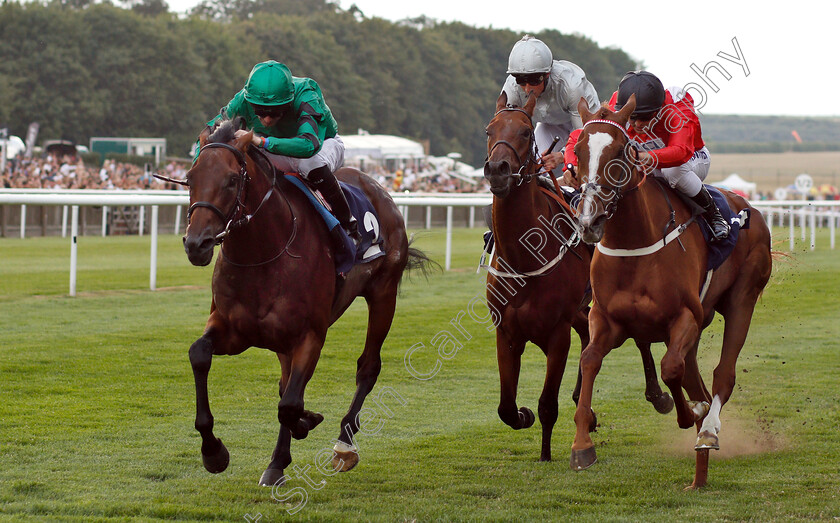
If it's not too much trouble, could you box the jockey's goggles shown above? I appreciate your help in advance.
[629,110,657,122]
[514,73,546,86]
[251,103,288,118]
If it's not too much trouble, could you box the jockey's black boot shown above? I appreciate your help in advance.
[308,165,361,247]
[690,185,730,242]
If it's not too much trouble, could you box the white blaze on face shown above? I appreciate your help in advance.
[586,132,613,185]
[581,131,614,220]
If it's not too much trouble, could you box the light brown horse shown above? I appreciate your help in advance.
[568,96,772,488]
[483,93,673,461]
[179,118,431,486]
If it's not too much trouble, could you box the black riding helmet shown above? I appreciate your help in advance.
[615,71,665,115]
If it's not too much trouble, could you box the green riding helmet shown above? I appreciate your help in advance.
[243,60,294,106]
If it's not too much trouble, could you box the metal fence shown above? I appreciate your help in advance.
[1,189,837,296]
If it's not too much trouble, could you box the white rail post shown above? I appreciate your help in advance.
[767,210,773,238]
[810,207,817,251]
[101,206,108,237]
[445,205,453,271]
[61,205,68,238]
[138,206,145,236]
[789,206,795,252]
[20,204,26,239]
[150,205,159,291]
[831,208,836,250]
[469,206,475,228]
[425,205,432,229]
[174,205,182,235]
[800,204,806,242]
[70,205,79,297]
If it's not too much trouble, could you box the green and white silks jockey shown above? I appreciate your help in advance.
[208,60,359,244]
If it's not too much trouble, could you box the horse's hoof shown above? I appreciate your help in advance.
[332,443,359,472]
[259,468,286,487]
[688,400,710,421]
[570,446,598,471]
[201,438,230,474]
[695,430,720,450]
[652,392,675,414]
[518,407,535,429]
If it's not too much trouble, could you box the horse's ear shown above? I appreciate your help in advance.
[523,91,537,116]
[198,125,212,147]
[615,94,636,124]
[234,129,253,151]
[578,97,594,124]
[495,91,508,113]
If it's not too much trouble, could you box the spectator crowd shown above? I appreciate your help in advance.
[1,155,189,191]
[2,154,488,193]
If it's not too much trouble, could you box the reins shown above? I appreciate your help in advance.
[183,140,301,266]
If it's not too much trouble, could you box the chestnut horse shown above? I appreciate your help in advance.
[568,96,772,488]
[179,119,430,486]
[483,93,673,461]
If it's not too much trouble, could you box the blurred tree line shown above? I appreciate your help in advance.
[0,0,637,165]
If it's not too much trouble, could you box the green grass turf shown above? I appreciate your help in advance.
[0,228,838,521]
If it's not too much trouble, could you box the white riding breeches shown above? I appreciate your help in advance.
[653,146,711,197]
[263,135,345,178]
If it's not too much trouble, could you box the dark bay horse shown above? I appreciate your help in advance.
[179,119,430,486]
[568,96,772,488]
[483,93,673,461]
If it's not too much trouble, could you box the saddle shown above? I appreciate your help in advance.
[669,182,751,271]
[284,174,385,274]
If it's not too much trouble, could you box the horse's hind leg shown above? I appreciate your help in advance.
[538,325,572,462]
[697,295,761,452]
[189,327,230,474]
[332,289,397,472]
[636,342,674,414]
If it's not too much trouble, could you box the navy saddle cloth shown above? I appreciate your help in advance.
[284,175,386,274]
[696,185,750,271]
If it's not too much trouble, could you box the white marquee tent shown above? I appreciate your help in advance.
[341,133,425,165]
[710,173,757,198]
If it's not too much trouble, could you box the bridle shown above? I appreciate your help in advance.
[486,107,540,185]
[578,118,646,219]
[187,142,278,244]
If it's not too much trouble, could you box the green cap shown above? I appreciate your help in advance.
[243,61,294,106]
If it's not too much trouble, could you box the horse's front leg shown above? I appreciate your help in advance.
[636,341,674,414]
[537,323,573,462]
[570,307,620,471]
[277,331,324,438]
[189,323,230,474]
[661,309,709,430]
[496,330,534,430]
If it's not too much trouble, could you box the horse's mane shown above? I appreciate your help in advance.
[207,117,243,144]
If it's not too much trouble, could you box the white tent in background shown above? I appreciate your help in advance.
[710,173,757,198]
[341,133,425,168]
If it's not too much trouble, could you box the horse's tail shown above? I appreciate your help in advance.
[402,234,440,284]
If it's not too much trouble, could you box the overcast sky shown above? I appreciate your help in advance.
[167,0,836,117]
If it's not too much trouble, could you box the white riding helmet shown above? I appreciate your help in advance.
[507,35,553,75]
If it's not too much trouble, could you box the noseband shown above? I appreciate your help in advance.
[188,142,276,244]
[486,107,539,185]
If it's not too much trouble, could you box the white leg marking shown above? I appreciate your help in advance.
[700,394,722,434]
